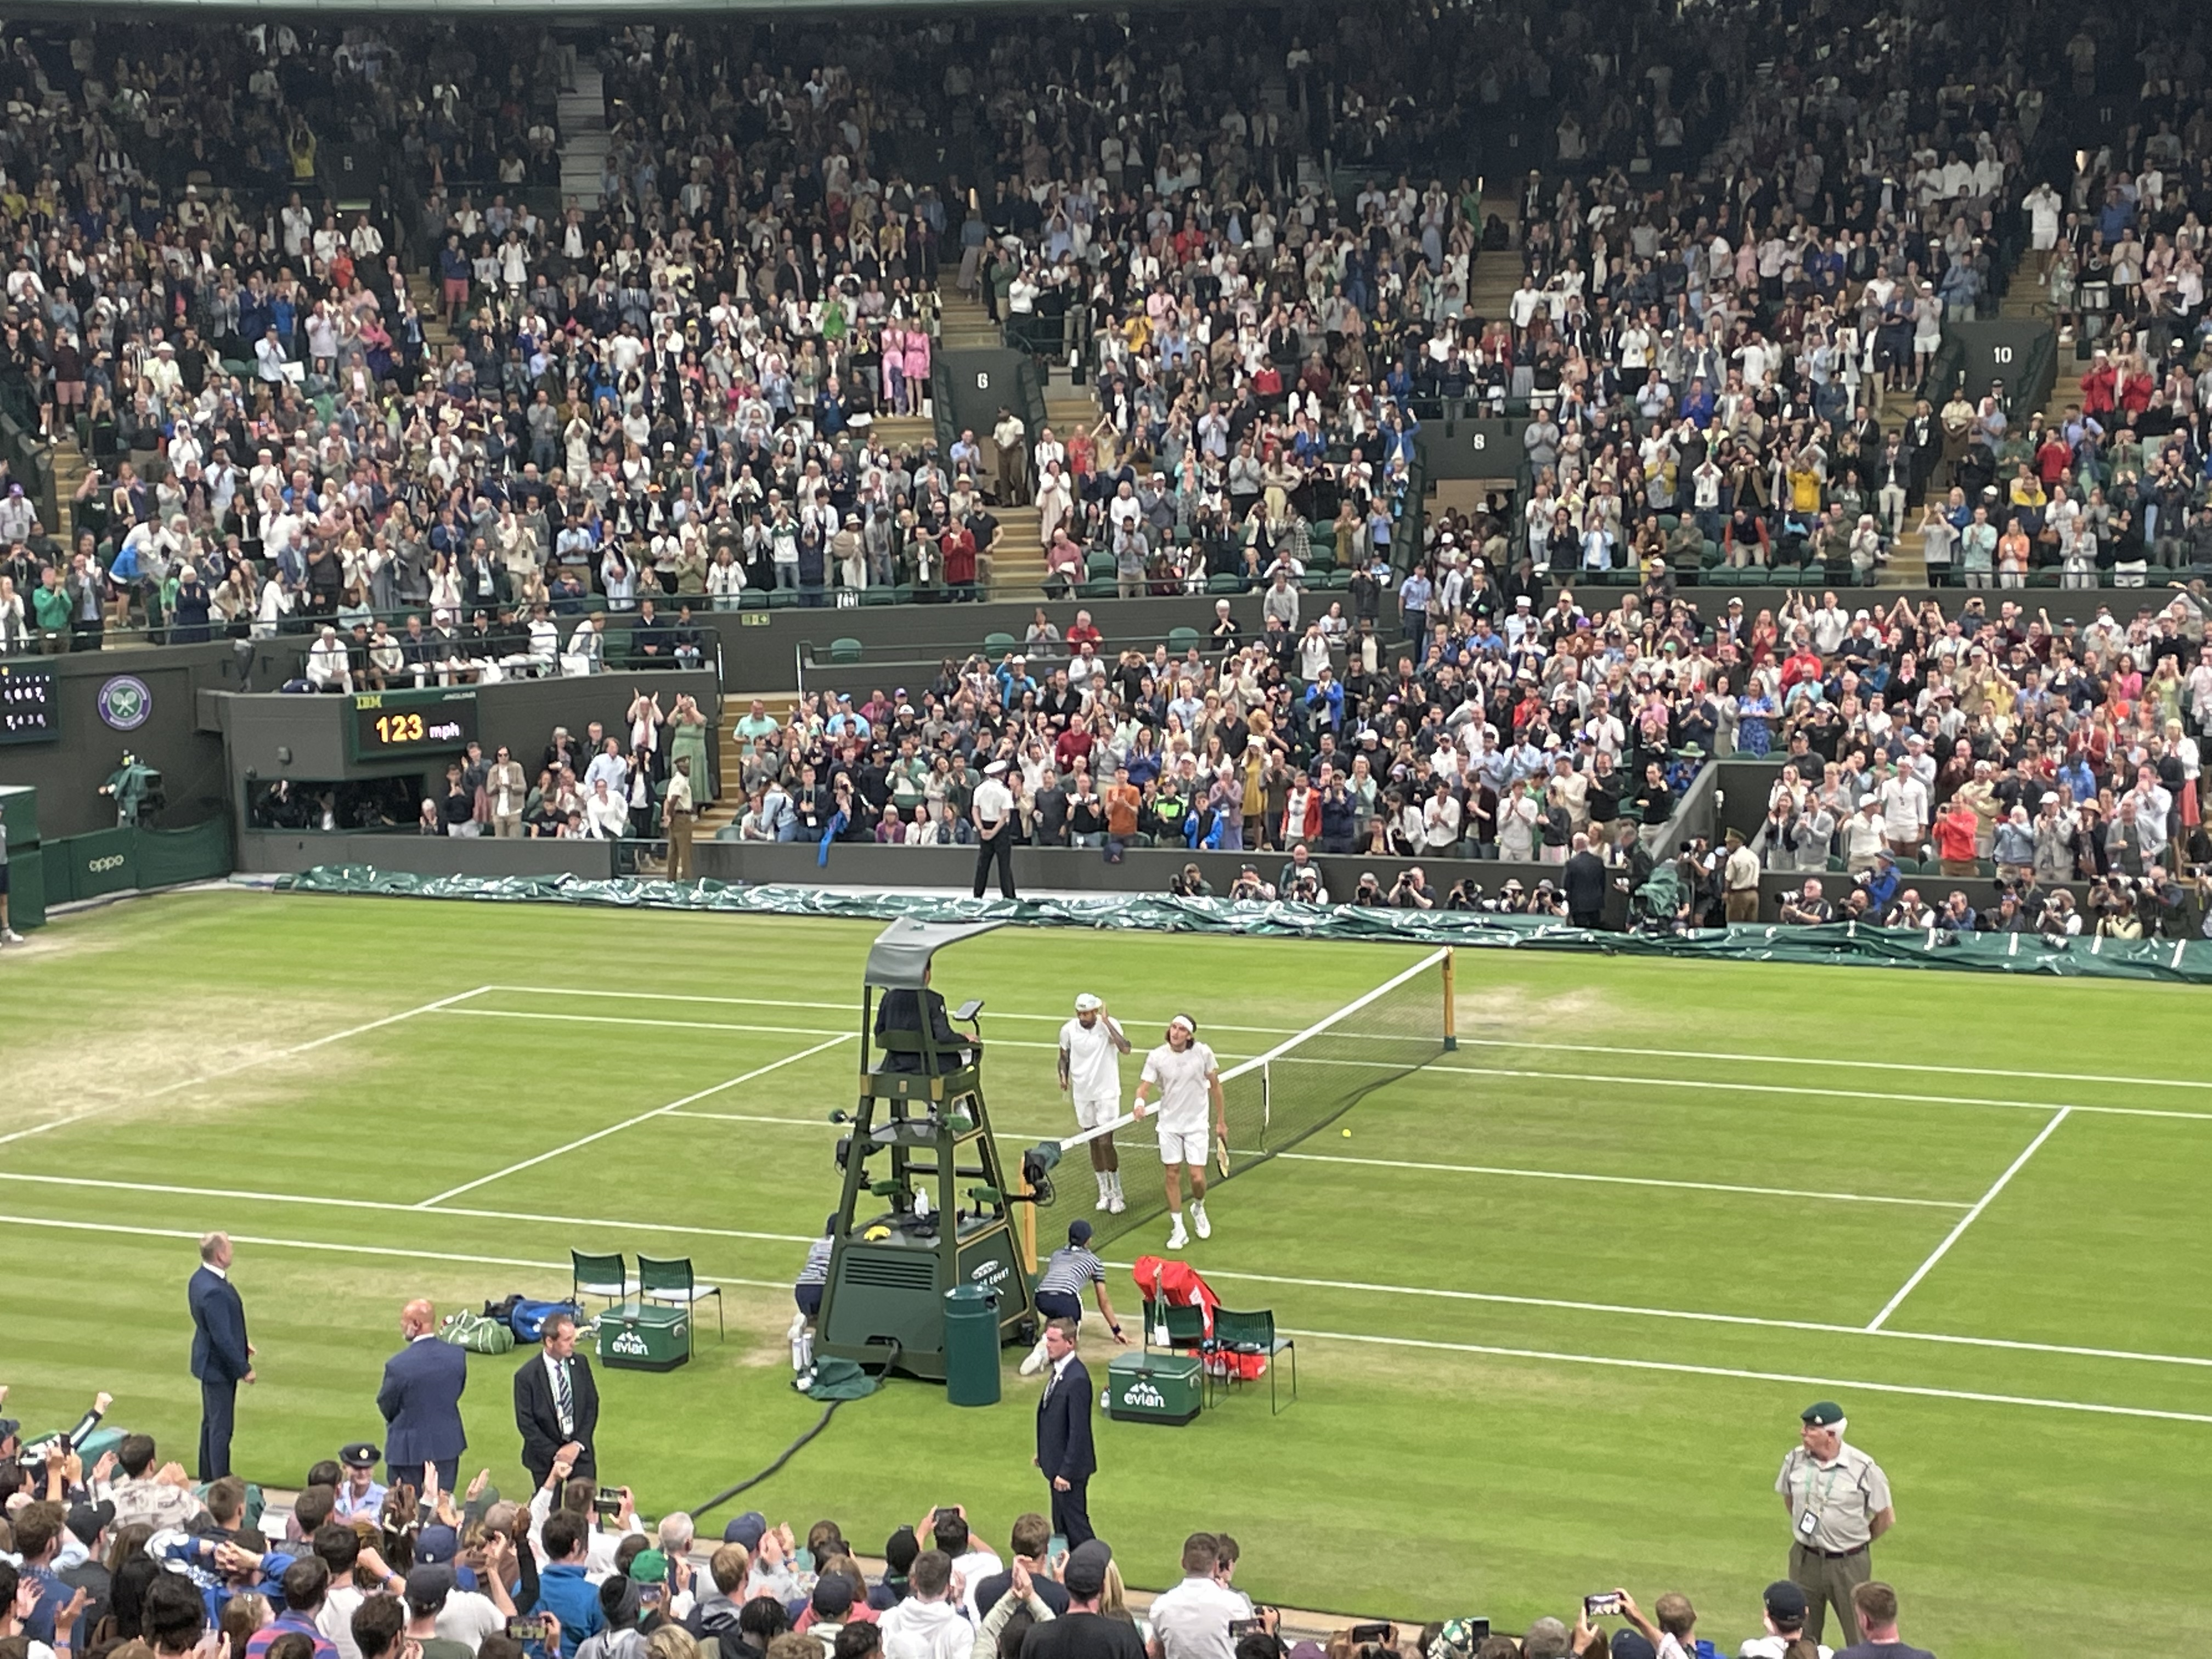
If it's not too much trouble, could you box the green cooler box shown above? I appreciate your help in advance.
[1105,1351,1203,1425]
[598,1302,691,1372]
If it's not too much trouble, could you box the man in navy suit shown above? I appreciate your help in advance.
[376,1299,468,1491]
[1032,1317,1096,1548]
[188,1232,253,1480]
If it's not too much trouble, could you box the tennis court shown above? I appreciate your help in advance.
[2,888,2207,1657]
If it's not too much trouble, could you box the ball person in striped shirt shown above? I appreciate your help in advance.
[1131,1014,1228,1249]
[1019,1218,1130,1374]
[1058,992,1132,1213]
[788,1215,835,1378]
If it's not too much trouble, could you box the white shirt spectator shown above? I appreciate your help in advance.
[1147,1574,1252,1659]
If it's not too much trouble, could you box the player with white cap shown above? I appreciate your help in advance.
[1058,992,1132,1212]
[1131,1014,1228,1248]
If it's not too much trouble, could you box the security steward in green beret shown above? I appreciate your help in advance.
[1776,1400,1894,1648]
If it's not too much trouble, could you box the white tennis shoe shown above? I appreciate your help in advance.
[1192,1201,1211,1240]
[1166,1215,1188,1250]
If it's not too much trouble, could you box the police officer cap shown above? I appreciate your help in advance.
[1800,1400,1845,1426]
[340,1441,381,1468]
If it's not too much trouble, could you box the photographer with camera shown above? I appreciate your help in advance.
[1167,864,1214,899]
[1388,867,1435,910]
[1227,866,1272,902]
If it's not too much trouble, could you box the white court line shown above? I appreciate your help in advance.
[1410,1063,2212,1124]
[8,1213,2203,1423]
[1865,1108,2074,1332]
[0,1215,792,1291]
[1445,1035,2212,1092]
[666,1108,1077,1140]
[451,1003,2212,1125]
[1273,1152,1971,1208]
[1125,1259,2212,1370]
[0,1171,817,1245]
[2,1165,2200,1372]
[483,984,2202,1092]
[437,1007,1074,1053]
[415,1035,853,1207]
[0,986,492,1149]
[1282,1327,2212,1426]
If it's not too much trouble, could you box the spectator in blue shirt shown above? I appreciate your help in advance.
[526,1513,605,1659]
[243,1558,341,1659]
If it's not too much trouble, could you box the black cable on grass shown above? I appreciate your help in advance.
[687,1340,901,1520]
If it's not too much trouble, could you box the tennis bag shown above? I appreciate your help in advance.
[1128,1256,1265,1379]
[440,1311,517,1353]
[509,1297,584,1342]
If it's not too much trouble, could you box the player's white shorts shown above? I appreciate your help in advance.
[1074,1096,1120,1131]
[1156,1126,1209,1166]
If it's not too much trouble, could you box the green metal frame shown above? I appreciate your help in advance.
[812,922,1036,1381]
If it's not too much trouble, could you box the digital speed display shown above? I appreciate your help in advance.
[0,662,57,744]
[348,687,478,763]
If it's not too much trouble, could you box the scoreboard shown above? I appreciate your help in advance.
[0,662,56,744]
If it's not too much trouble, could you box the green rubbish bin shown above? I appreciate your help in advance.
[943,1283,1001,1406]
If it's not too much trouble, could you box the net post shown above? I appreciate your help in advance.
[1441,947,1458,1051]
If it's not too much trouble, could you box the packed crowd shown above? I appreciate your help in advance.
[0,0,2182,680]
[0,1423,1936,1659]
[720,586,1707,876]
[1699,581,2211,935]
[966,0,2062,603]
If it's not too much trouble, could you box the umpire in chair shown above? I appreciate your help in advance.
[873,963,983,1075]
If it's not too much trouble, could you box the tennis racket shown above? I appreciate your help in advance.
[1215,1132,1231,1178]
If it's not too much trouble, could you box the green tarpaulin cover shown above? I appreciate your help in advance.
[271,864,2212,985]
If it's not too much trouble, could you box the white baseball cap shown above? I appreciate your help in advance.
[1074,992,1103,1013]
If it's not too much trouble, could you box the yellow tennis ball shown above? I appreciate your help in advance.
[1341,1127,1352,1137]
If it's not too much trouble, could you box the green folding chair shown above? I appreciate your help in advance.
[572,1249,629,1308]
[1211,1306,1296,1413]
[830,636,864,663]
[638,1254,724,1339]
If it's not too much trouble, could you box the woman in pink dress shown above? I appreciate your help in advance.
[881,322,905,413]
[901,324,931,414]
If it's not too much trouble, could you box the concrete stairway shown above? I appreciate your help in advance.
[699,691,800,834]
[404,272,460,363]
[557,64,610,211]
[51,427,87,548]
[1464,186,1522,324]
[936,286,1002,349]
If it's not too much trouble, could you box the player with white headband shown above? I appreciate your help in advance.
[1058,991,1132,1213]
[1130,1013,1228,1249]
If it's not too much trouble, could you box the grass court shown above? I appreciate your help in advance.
[2,889,2209,1657]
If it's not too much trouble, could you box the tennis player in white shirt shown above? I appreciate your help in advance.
[1131,1014,1228,1249]
[1058,992,1133,1213]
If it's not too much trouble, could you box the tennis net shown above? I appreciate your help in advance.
[1027,947,1454,1254]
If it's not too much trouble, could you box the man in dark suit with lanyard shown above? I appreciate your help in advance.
[377,1298,468,1491]
[188,1232,253,1480]
[514,1310,599,1492]
[1032,1318,1096,1548]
